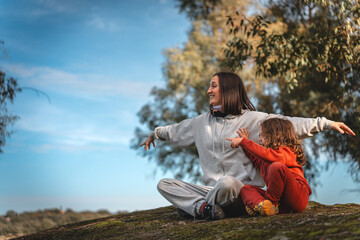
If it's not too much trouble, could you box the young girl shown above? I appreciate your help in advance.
[226,118,311,216]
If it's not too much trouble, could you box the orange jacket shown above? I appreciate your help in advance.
[239,138,307,182]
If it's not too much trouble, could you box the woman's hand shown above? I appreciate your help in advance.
[140,136,155,150]
[237,128,249,139]
[331,122,356,136]
[226,137,243,148]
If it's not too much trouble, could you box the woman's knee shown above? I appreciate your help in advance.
[157,178,172,192]
[217,175,244,192]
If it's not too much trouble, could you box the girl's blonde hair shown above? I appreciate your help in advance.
[261,118,306,166]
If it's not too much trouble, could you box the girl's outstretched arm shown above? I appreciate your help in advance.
[226,137,243,148]
[225,128,250,148]
[237,128,250,139]
[238,139,287,164]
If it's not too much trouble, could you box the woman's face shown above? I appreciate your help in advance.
[207,76,221,106]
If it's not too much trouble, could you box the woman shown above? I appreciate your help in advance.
[140,72,355,220]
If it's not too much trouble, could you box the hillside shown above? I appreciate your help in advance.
[10,201,360,240]
[0,208,113,240]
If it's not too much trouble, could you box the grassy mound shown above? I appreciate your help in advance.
[11,201,360,240]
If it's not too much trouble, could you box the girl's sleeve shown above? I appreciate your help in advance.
[150,117,196,147]
[239,138,286,164]
[243,149,264,169]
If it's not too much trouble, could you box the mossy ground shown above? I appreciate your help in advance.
[11,202,360,240]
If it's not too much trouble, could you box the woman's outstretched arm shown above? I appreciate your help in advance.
[140,134,155,151]
[331,122,356,136]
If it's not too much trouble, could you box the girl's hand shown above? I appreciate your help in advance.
[140,136,155,150]
[331,122,356,136]
[226,137,244,148]
[237,128,249,139]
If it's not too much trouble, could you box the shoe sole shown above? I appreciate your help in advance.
[260,200,278,216]
[212,205,226,220]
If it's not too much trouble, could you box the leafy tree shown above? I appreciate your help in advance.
[175,0,221,19]
[0,70,21,153]
[0,40,22,154]
[131,0,257,183]
[225,0,360,182]
[132,0,359,187]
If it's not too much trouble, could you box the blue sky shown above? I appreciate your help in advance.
[0,0,359,215]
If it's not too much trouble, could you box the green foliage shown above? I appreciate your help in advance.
[175,0,221,19]
[226,0,360,89]
[0,68,21,153]
[225,0,360,181]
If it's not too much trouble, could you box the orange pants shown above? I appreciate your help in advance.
[240,162,311,213]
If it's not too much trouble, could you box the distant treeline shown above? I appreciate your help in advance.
[0,208,127,239]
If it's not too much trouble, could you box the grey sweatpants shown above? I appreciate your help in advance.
[157,175,244,217]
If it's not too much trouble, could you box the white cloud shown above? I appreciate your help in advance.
[35,0,83,14]
[88,16,121,32]
[5,63,152,100]
[13,102,134,152]
[3,63,150,153]
[8,0,85,18]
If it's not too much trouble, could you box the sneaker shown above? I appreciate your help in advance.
[201,203,226,220]
[177,208,193,219]
[245,205,259,216]
[254,200,279,216]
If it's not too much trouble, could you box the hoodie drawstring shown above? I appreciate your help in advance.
[211,117,216,160]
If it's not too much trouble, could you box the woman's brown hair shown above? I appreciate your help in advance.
[212,72,256,115]
[261,118,306,166]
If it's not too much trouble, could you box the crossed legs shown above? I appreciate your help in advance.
[157,175,244,217]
